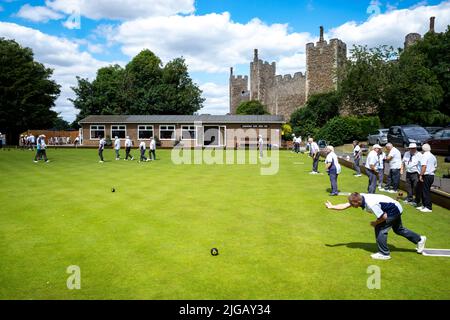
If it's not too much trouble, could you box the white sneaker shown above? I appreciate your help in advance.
[371,252,391,260]
[403,199,410,204]
[378,187,385,192]
[420,208,432,213]
[99,161,104,163]
[416,206,424,210]
[33,160,38,163]
[388,190,397,194]
[417,236,427,253]
[355,174,362,177]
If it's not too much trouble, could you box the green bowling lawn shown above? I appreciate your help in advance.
[0,148,449,299]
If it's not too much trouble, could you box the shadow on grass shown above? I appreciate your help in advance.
[325,242,417,253]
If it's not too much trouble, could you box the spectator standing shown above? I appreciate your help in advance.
[416,144,437,213]
[149,137,156,161]
[365,144,381,194]
[98,136,106,163]
[352,140,362,177]
[124,136,134,161]
[401,143,422,206]
[139,141,148,162]
[384,143,402,194]
[377,148,386,191]
[309,138,320,174]
[325,145,341,196]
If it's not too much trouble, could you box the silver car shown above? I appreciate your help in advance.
[367,129,389,145]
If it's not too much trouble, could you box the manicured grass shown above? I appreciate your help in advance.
[0,148,449,299]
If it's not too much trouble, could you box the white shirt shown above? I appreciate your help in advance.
[402,151,422,174]
[98,139,106,150]
[377,152,385,170]
[29,135,35,143]
[325,152,341,174]
[353,145,361,157]
[125,139,132,147]
[139,141,146,150]
[295,137,302,144]
[150,139,156,150]
[361,193,403,218]
[387,147,402,169]
[114,139,121,150]
[365,150,379,170]
[258,137,264,147]
[420,151,437,175]
[310,142,319,155]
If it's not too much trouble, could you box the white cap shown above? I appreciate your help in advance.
[407,143,417,149]
[373,144,382,149]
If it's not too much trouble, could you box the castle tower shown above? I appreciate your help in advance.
[305,26,347,99]
[429,16,435,33]
[404,33,422,49]
[250,49,276,108]
[229,67,250,114]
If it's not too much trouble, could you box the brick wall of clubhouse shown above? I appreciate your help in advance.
[81,123,282,148]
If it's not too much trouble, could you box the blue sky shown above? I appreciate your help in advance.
[1,0,449,121]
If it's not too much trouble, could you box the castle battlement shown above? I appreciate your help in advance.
[230,75,249,81]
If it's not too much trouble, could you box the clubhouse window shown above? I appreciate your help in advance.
[111,125,126,139]
[160,125,176,140]
[90,125,105,139]
[182,125,196,140]
[138,125,154,140]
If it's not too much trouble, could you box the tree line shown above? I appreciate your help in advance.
[0,38,204,145]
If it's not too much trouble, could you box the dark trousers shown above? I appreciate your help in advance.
[422,175,434,210]
[149,149,156,160]
[312,153,320,172]
[406,172,419,202]
[367,169,377,194]
[140,149,147,161]
[34,149,48,161]
[388,169,400,191]
[0,140,2,149]
[377,168,384,187]
[294,143,300,153]
[375,214,421,256]
[125,147,133,160]
[98,149,104,161]
[354,157,361,174]
[329,172,338,194]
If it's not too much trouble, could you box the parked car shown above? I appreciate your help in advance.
[367,129,389,145]
[387,125,432,149]
[424,126,444,135]
[425,127,450,155]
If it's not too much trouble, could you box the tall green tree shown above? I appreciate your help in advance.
[0,38,60,144]
[290,92,340,138]
[382,48,445,126]
[339,45,397,116]
[71,49,204,120]
[235,100,269,115]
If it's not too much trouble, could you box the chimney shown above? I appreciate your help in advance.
[230,67,233,76]
[429,16,435,33]
[319,26,324,42]
[254,49,259,61]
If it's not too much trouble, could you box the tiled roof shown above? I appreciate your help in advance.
[79,114,285,124]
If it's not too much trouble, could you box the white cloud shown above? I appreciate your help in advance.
[198,83,229,115]
[109,12,314,73]
[328,1,450,49]
[0,22,112,121]
[16,4,64,22]
[45,0,195,20]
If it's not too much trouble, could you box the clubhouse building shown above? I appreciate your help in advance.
[78,115,285,148]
